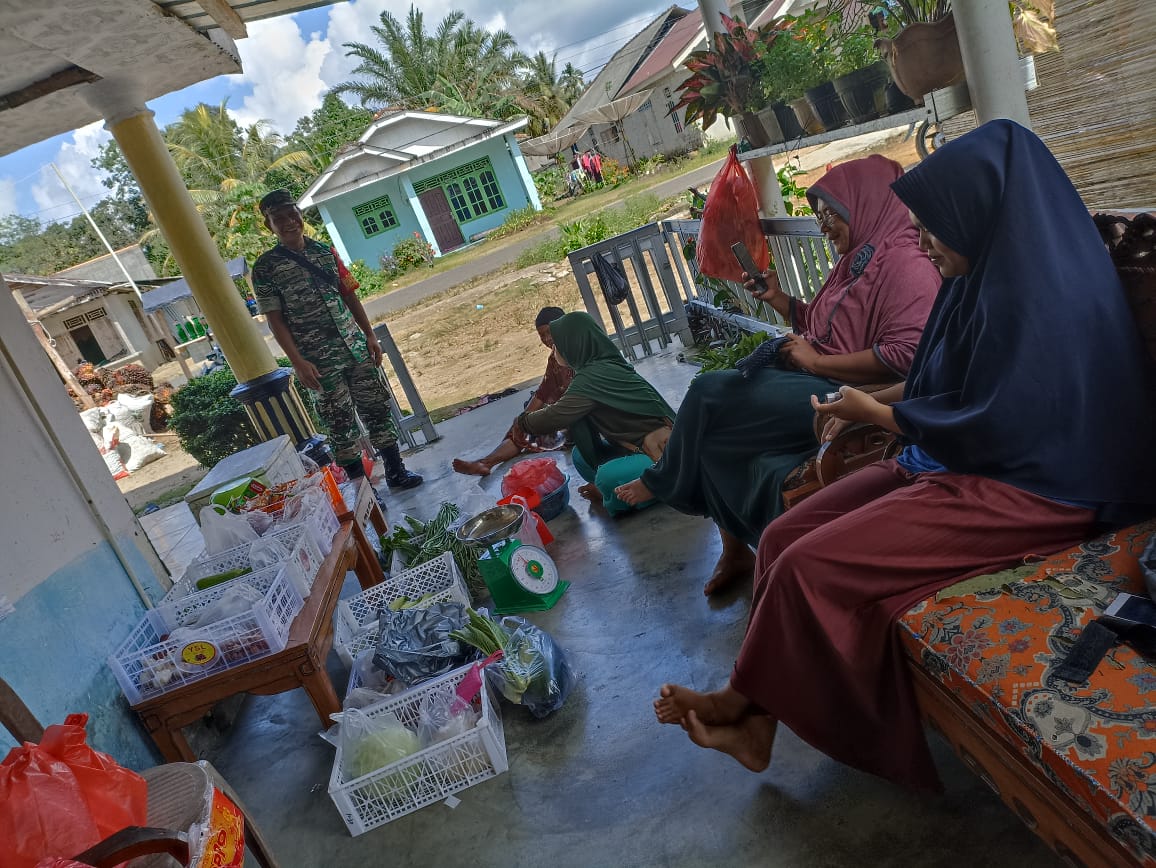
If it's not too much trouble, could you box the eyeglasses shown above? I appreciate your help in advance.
[815,209,843,230]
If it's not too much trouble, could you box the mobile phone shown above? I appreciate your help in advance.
[731,242,767,293]
[1105,592,1156,626]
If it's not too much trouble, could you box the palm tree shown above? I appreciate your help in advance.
[559,62,586,105]
[335,5,529,119]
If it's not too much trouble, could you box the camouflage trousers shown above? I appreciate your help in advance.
[315,358,400,465]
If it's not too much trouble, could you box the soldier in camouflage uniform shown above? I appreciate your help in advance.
[252,189,422,490]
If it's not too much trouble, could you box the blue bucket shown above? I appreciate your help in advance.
[534,474,571,521]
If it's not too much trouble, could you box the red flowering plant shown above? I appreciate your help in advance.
[670,14,783,128]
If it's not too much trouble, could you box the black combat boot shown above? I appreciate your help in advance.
[380,444,423,490]
[340,460,366,481]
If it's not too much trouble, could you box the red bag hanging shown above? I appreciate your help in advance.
[0,713,148,868]
[501,458,565,500]
[695,145,770,283]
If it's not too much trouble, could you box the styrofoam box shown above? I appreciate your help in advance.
[180,524,324,600]
[333,552,471,667]
[329,664,507,835]
[110,562,304,704]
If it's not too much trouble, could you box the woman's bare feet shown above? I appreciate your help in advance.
[578,481,604,506]
[614,478,653,505]
[681,710,777,772]
[703,547,756,595]
[452,458,491,476]
[654,682,751,726]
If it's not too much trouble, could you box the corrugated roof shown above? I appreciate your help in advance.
[5,274,113,316]
[140,256,248,313]
[619,12,705,96]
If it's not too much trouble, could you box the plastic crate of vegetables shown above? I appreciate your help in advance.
[109,561,304,704]
[334,552,471,667]
[328,663,507,835]
[177,524,324,601]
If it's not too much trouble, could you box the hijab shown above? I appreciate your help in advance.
[549,312,675,465]
[890,119,1156,523]
[801,155,940,373]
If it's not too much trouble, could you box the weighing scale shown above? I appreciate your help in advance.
[455,504,568,613]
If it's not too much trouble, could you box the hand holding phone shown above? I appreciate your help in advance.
[732,242,769,294]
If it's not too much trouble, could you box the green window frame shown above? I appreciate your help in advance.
[413,157,506,224]
[353,194,398,238]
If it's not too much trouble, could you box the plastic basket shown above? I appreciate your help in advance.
[256,493,340,558]
[334,552,471,667]
[328,664,508,835]
[181,524,324,600]
[110,562,304,704]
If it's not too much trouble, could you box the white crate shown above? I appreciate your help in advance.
[182,524,324,600]
[185,436,305,519]
[329,664,507,835]
[252,492,340,558]
[110,562,304,704]
[334,552,471,667]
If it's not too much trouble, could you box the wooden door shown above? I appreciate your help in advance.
[418,187,465,253]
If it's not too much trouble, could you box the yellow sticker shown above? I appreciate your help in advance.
[181,640,218,667]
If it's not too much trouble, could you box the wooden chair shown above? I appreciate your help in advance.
[0,677,281,868]
[780,211,1156,510]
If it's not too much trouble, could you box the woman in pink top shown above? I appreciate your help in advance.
[616,155,940,595]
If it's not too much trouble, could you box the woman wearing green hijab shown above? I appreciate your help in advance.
[513,312,675,515]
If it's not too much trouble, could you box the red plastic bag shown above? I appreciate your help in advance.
[0,713,148,868]
[501,458,565,500]
[696,145,770,283]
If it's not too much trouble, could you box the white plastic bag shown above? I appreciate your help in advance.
[417,687,478,748]
[242,509,275,537]
[183,583,263,628]
[105,398,147,437]
[248,536,291,571]
[123,433,165,472]
[79,407,106,441]
[114,393,156,434]
[102,448,128,479]
[200,507,259,554]
[339,708,421,780]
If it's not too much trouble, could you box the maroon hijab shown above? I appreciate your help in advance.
[800,155,940,375]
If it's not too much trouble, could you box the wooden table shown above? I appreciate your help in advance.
[132,521,381,763]
[334,477,389,586]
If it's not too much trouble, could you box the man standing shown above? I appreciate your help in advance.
[252,189,422,491]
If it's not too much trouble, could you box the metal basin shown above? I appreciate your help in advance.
[454,504,525,547]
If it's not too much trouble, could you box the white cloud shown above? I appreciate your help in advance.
[230,16,332,133]
[30,122,113,224]
[0,178,17,218]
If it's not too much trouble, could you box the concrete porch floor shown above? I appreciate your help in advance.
[171,348,1059,867]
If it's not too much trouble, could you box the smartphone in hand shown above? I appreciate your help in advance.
[732,242,768,293]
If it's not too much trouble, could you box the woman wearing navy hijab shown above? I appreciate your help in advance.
[651,120,1156,790]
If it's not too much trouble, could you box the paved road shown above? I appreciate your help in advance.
[362,156,726,321]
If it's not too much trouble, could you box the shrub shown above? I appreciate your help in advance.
[169,369,259,467]
[533,167,564,202]
[491,206,542,240]
[392,233,435,270]
[352,259,391,297]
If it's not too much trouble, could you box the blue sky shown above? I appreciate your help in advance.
[0,0,670,226]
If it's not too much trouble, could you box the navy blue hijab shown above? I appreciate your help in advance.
[890,120,1156,524]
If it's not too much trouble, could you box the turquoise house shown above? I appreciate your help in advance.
[297,111,542,265]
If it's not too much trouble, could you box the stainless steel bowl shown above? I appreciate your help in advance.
[454,504,526,547]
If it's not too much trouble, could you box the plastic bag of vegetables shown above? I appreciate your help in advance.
[339,707,420,781]
[372,602,474,687]
[451,609,574,718]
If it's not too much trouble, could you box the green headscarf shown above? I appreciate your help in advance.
[549,312,675,466]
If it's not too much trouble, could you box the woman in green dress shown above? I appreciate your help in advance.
[512,312,675,516]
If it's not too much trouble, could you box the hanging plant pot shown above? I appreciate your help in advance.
[738,112,771,149]
[805,81,850,130]
[874,12,965,102]
[772,102,805,141]
[832,61,892,124]
[788,96,825,136]
[755,106,786,146]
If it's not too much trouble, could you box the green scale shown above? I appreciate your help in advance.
[456,505,569,613]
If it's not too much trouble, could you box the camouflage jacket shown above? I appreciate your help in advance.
[252,237,368,371]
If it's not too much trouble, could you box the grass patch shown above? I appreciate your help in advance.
[515,192,665,268]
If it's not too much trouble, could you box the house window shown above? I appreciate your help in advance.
[413,157,506,224]
[665,87,683,134]
[353,194,398,238]
[599,128,620,147]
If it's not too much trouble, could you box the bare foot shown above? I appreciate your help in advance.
[578,482,604,506]
[681,710,777,772]
[614,478,653,506]
[654,683,751,726]
[703,546,756,596]
[452,458,491,477]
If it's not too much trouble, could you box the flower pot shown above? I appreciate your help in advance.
[788,96,824,136]
[832,61,891,124]
[805,81,850,130]
[874,12,965,101]
[884,81,917,114]
[738,112,771,149]
[754,106,786,146]
[772,102,805,141]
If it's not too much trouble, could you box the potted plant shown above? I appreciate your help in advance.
[755,11,833,136]
[829,20,893,123]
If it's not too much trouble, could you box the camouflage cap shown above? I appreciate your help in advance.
[259,189,298,215]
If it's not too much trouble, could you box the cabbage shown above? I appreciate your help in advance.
[345,720,421,780]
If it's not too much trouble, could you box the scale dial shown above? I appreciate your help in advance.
[506,544,560,594]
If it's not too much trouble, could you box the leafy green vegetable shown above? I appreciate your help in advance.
[380,502,487,599]
[450,608,509,656]
[694,331,770,375]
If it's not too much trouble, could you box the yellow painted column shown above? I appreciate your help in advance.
[107,110,275,382]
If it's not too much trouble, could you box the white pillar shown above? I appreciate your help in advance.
[953,0,1031,127]
[697,0,730,36]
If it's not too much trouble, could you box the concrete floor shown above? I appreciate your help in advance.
[201,348,1061,868]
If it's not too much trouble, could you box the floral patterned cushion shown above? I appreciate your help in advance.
[899,521,1156,864]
